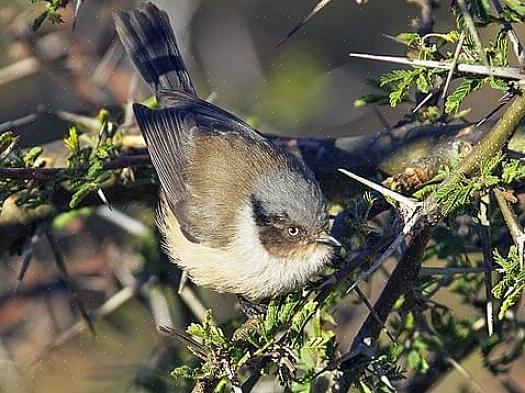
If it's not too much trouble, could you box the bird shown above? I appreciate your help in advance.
[113,2,340,301]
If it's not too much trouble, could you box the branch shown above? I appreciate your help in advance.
[333,89,525,391]
[349,53,525,80]
[0,154,151,180]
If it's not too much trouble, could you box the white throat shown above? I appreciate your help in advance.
[228,204,331,299]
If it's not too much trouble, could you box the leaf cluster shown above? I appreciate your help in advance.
[171,294,338,392]
[0,109,128,212]
[29,0,69,31]
[492,246,525,320]
[356,0,524,122]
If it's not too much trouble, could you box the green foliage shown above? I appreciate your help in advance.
[501,159,525,184]
[0,108,127,212]
[356,0,521,120]
[492,247,525,320]
[434,153,502,216]
[64,110,120,208]
[445,78,483,114]
[29,0,69,31]
[170,294,338,391]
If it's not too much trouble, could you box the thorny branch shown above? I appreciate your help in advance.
[332,88,525,391]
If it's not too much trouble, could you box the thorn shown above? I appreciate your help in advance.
[157,325,209,358]
[72,0,84,30]
[97,188,112,211]
[353,284,396,343]
[12,223,46,297]
[348,52,525,80]
[413,91,435,113]
[338,168,418,210]
[276,0,333,47]
[178,270,189,294]
[441,32,465,101]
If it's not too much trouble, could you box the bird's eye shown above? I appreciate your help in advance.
[287,226,300,237]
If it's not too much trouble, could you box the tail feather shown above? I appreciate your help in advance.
[113,2,195,95]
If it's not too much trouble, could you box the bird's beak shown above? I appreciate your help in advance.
[315,232,342,248]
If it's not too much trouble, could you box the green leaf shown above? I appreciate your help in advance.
[379,70,414,87]
[69,182,97,208]
[186,323,206,338]
[445,78,484,114]
[32,10,49,31]
[64,126,80,154]
[279,295,300,325]
[503,0,525,16]
[407,350,421,370]
[395,32,421,47]
[354,94,389,107]
[264,299,279,336]
[416,72,431,93]
[291,300,317,333]
[22,146,43,166]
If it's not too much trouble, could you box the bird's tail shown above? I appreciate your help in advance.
[113,2,195,95]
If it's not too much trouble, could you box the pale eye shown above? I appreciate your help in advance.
[287,226,300,237]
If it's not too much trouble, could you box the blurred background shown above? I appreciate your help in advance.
[0,0,524,392]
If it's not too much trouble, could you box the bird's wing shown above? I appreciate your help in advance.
[133,100,289,248]
[157,89,265,139]
[133,103,195,216]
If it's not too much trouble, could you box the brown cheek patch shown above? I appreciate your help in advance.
[258,226,317,260]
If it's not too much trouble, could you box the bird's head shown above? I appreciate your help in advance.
[250,169,340,262]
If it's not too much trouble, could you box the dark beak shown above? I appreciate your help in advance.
[315,232,342,248]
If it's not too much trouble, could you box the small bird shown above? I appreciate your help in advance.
[113,3,340,301]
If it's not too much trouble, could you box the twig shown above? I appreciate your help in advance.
[406,317,486,392]
[478,193,494,336]
[0,136,19,164]
[0,154,151,180]
[54,110,101,130]
[338,168,418,209]
[178,285,209,323]
[0,113,37,133]
[444,355,486,393]
[476,92,513,127]
[96,205,148,236]
[0,57,39,86]
[491,0,525,68]
[441,32,465,101]
[349,227,432,355]
[13,222,46,295]
[456,0,491,74]
[419,266,486,276]
[28,277,147,366]
[91,40,124,86]
[72,0,85,30]
[158,325,209,360]
[45,229,95,335]
[349,53,525,80]
[413,91,435,113]
[494,188,525,269]
[146,284,174,328]
[277,0,333,47]
[335,226,433,393]
[353,284,396,343]
[424,330,487,393]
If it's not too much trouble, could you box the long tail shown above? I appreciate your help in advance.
[113,2,195,96]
